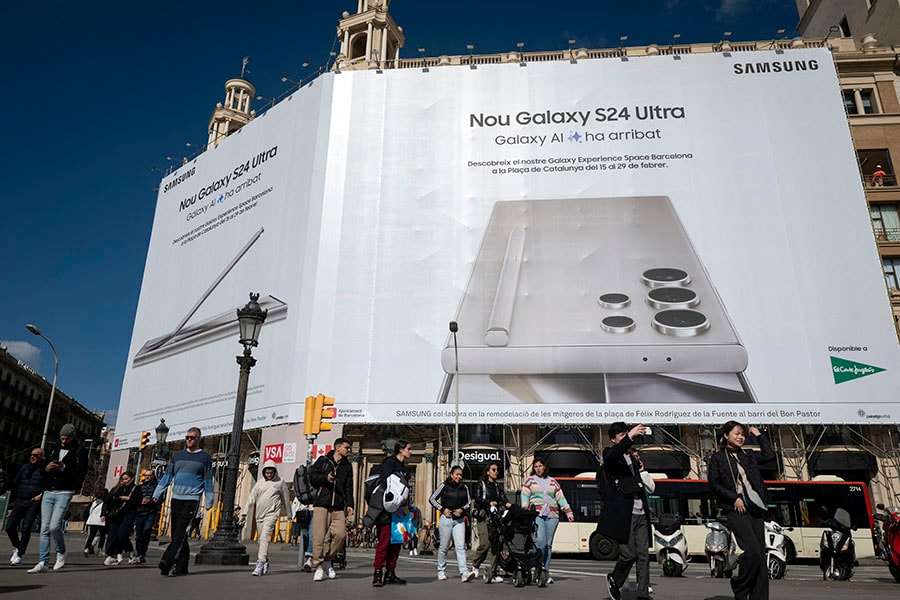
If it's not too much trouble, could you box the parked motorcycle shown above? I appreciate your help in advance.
[875,503,900,583]
[653,513,689,577]
[819,508,855,581]
[705,518,738,578]
[764,520,791,580]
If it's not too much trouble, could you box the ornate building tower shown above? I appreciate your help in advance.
[207,57,256,147]
[335,0,405,70]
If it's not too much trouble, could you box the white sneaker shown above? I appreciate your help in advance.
[468,567,478,580]
[263,561,269,575]
[547,576,554,584]
[104,556,118,566]
[116,553,124,564]
[303,557,313,572]
[492,575,504,583]
[327,567,337,579]
[10,549,21,566]
[413,548,418,556]
[27,562,48,573]
[128,555,141,565]
[53,553,66,570]
[252,561,265,576]
[313,567,325,581]
[437,571,447,581]
[462,573,470,582]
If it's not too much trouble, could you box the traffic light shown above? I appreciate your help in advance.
[315,394,336,432]
[303,393,336,436]
[138,431,151,451]
[303,396,317,436]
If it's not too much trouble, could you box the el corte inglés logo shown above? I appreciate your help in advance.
[830,356,885,384]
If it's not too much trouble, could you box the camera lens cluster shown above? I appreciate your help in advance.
[597,267,709,337]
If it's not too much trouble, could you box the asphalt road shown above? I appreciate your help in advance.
[1,536,898,600]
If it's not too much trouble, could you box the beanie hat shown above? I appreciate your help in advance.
[60,423,77,438]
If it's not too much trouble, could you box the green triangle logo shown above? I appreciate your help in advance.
[831,356,885,384]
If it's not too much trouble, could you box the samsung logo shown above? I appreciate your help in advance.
[733,59,819,75]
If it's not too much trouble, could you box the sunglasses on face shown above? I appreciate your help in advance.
[185,435,199,440]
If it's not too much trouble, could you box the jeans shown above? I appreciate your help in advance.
[160,498,199,574]
[533,516,559,573]
[105,513,136,557]
[134,512,156,557]
[6,499,41,555]
[38,491,74,564]
[297,515,313,565]
[437,516,467,575]
[611,513,650,597]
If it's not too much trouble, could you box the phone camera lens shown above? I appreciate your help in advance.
[601,315,636,334]
[652,309,709,337]
[646,286,699,310]
[641,267,691,288]
[598,293,630,309]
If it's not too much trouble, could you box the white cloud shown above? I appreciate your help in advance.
[1,340,41,370]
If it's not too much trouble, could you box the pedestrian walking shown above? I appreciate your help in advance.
[470,461,511,582]
[520,457,573,583]
[4,448,47,565]
[371,439,412,587]
[103,470,140,565]
[430,465,474,582]
[243,459,291,576]
[598,423,652,600]
[152,426,214,577]
[83,489,108,557]
[708,421,775,600]
[308,437,354,581]
[27,424,89,573]
[131,469,159,564]
[291,496,314,570]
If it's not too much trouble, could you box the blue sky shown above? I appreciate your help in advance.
[1,0,800,427]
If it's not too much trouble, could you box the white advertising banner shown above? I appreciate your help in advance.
[116,48,900,445]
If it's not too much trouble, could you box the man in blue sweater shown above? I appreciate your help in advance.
[153,426,213,577]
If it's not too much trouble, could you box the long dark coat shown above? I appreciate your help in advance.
[596,435,649,543]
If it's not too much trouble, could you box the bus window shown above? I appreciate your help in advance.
[683,497,717,524]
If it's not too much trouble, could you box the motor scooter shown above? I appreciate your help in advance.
[819,508,855,581]
[704,518,738,578]
[764,520,791,580]
[653,513,689,577]
[874,503,900,583]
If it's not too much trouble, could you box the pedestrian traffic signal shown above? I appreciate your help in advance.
[139,431,151,451]
[316,394,336,432]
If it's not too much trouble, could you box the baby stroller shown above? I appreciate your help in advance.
[485,504,546,587]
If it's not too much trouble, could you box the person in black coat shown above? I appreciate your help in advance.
[707,421,775,600]
[28,423,89,573]
[371,439,411,587]
[102,470,141,565]
[308,438,355,579]
[597,422,650,600]
[4,448,47,565]
[470,462,511,579]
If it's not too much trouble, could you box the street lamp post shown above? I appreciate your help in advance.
[26,324,59,451]
[449,321,460,468]
[151,418,171,542]
[196,293,267,565]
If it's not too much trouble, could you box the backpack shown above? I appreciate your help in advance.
[293,464,316,505]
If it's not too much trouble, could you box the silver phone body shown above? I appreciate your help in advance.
[441,197,748,375]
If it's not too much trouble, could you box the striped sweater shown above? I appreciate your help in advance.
[520,475,573,520]
[153,449,214,509]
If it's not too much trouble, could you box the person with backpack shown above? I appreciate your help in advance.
[371,439,411,587]
[243,459,291,576]
[308,438,354,581]
[598,422,650,600]
[469,462,510,581]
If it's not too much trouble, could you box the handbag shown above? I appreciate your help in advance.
[614,476,642,497]
[726,451,766,513]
